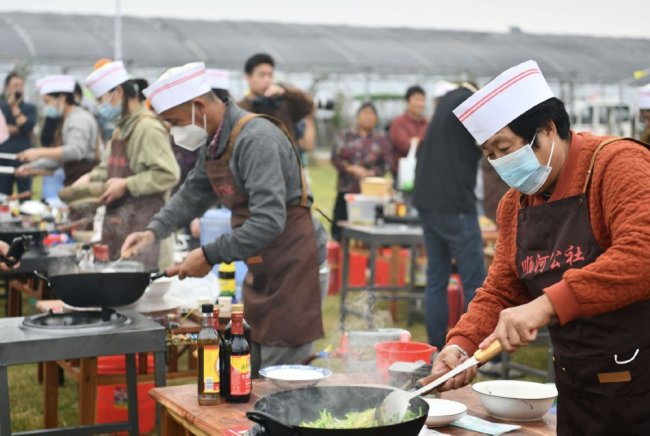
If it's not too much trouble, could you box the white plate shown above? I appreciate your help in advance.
[260,365,332,389]
[424,398,467,427]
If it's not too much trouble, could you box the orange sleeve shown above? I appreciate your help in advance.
[556,143,650,321]
[446,190,532,354]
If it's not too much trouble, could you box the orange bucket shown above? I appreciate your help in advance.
[375,341,437,379]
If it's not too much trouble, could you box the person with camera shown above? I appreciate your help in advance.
[0,71,37,195]
[238,53,314,143]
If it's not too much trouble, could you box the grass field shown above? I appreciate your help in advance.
[2,161,549,433]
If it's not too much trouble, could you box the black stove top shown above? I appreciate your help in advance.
[22,308,130,332]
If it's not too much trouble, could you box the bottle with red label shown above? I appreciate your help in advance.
[223,303,251,343]
[226,312,251,403]
[197,303,220,405]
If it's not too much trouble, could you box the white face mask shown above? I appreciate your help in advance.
[170,103,207,151]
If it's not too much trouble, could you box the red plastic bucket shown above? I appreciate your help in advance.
[95,355,155,435]
[375,341,437,379]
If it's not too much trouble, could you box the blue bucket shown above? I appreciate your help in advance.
[199,208,248,285]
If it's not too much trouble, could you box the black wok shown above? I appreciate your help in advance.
[246,386,428,436]
[0,224,47,246]
[33,269,168,308]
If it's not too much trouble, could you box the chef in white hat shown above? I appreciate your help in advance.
[16,75,100,185]
[638,84,650,143]
[72,60,180,270]
[122,62,327,376]
[419,60,650,434]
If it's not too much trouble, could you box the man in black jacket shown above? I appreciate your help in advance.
[413,83,486,350]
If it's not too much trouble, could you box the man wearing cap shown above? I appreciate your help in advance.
[419,60,650,433]
[122,62,327,375]
[638,85,650,143]
[16,75,100,186]
[76,60,179,270]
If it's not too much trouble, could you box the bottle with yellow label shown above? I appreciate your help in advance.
[218,262,236,299]
[197,303,220,405]
[226,312,251,403]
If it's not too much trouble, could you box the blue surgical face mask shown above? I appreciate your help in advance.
[97,94,122,122]
[45,105,63,119]
[488,133,555,195]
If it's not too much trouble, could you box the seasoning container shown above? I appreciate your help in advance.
[226,312,251,403]
[223,303,251,343]
[197,303,220,405]
[218,262,236,299]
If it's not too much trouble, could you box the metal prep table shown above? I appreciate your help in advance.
[0,310,167,436]
[338,222,425,330]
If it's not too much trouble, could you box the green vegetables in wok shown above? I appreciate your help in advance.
[300,407,421,429]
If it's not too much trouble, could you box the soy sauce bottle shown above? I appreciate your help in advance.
[226,312,251,403]
[197,304,220,405]
[223,303,251,343]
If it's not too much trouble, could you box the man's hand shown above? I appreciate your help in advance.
[347,165,373,179]
[72,173,91,187]
[17,149,42,163]
[264,84,285,98]
[479,294,555,352]
[166,248,212,279]
[0,240,19,272]
[99,178,128,205]
[417,346,477,392]
[121,230,156,258]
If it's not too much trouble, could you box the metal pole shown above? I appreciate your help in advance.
[114,0,122,60]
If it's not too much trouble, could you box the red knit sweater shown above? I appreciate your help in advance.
[447,132,650,354]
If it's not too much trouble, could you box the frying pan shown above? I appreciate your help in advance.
[33,269,169,308]
[246,386,428,436]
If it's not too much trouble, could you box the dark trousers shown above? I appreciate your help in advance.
[331,192,348,242]
[419,209,486,350]
[0,158,31,195]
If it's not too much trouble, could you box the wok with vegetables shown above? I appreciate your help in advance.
[247,386,428,435]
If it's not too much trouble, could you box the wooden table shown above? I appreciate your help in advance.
[150,374,556,435]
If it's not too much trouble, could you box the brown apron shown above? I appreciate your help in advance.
[515,137,650,435]
[102,115,164,270]
[204,113,323,349]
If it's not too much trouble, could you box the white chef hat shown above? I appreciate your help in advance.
[206,68,230,90]
[36,75,76,95]
[453,60,555,144]
[143,62,211,114]
[638,85,650,110]
[84,60,129,98]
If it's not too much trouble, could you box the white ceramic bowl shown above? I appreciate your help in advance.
[424,398,467,427]
[259,365,332,390]
[146,276,174,301]
[472,380,558,422]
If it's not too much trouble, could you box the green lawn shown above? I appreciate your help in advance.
[2,161,549,432]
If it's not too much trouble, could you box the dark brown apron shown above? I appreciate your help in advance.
[515,137,650,435]
[204,113,323,349]
[102,115,164,270]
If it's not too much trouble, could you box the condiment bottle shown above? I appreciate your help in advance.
[223,303,251,343]
[218,262,236,299]
[226,312,251,403]
[197,303,220,405]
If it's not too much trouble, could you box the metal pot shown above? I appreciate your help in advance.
[246,386,428,436]
[33,269,168,308]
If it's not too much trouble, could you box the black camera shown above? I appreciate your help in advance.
[251,95,284,114]
[14,91,22,101]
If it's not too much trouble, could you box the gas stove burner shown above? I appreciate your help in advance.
[22,308,130,333]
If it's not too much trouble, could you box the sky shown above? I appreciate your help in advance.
[0,0,648,39]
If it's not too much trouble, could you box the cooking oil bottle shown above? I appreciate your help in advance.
[197,303,220,405]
